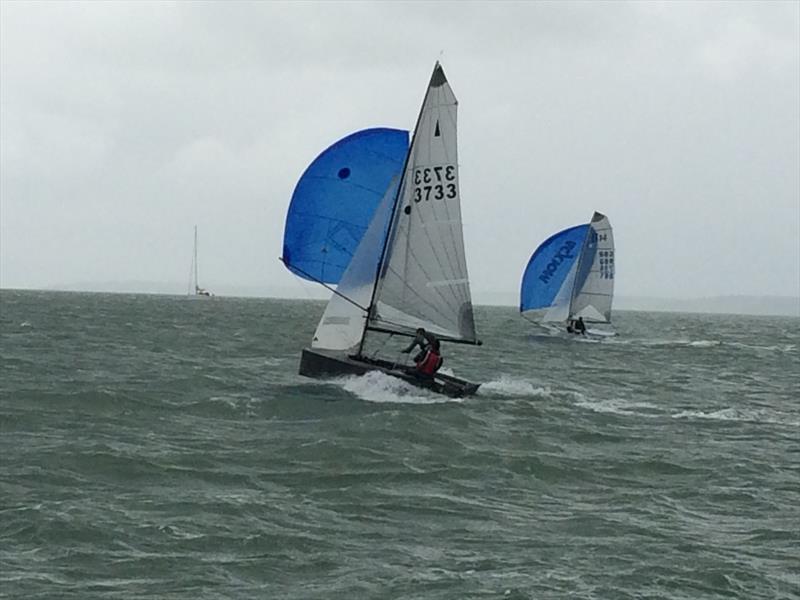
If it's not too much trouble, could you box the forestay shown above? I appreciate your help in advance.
[369,64,477,342]
[282,128,409,284]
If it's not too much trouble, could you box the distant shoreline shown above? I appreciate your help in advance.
[2,286,798,318]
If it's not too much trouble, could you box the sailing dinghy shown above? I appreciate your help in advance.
[282,63,481,397]
[520,212,615,337]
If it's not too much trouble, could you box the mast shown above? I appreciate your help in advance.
[355,63,442,357]
[567,218,592,320]
[194,225,199,293]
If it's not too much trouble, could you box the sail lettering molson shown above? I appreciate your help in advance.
[539,240,578,284]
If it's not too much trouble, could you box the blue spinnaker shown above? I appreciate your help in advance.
[520,224,589,313]
[282,128,409,284]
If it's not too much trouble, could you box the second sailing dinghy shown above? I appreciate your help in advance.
[520,212,615,337]
[282,63,481,397]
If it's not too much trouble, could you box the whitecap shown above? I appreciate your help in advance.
[688,340,722,348]
[639,338,721,348]
[479,375,553,398]
[336,370,460,405]
[672,407,799,426]
[575,396,661,417]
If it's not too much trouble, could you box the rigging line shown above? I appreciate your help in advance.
[278,257,368,312]
[369,331,394,359]
[368,311,457,335]
[367,324,479,345]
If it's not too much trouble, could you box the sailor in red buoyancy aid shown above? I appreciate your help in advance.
[401,328,443,376]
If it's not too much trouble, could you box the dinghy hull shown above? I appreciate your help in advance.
[299,348,480,398]
[537,322,617,339]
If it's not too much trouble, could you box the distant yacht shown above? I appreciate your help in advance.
[188,225,213,297]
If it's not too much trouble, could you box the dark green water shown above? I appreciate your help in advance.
[1,290,798,599]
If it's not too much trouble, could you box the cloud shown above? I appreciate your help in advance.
[698,13,799,81]
[1,1,798,298]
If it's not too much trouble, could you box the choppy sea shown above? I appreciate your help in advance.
[1,290,798,599]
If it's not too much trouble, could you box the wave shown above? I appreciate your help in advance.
[335,370,462,405]
[725,342,798,354]
[639,339,723,349]
[672,407,800,427]
[574,395,662,417]
[478,375,554,399]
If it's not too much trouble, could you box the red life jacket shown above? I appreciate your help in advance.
[417,350,442,375]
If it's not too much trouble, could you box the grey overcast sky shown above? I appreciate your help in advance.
[1,1,798,301]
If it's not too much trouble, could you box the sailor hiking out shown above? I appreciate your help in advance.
[402,328,443,376]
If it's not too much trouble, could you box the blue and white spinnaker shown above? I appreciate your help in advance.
[520,212,615,326]
[281,128,409,284]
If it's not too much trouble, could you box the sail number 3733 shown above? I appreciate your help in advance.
[413,165,457,203]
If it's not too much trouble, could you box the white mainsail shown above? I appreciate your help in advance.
[368,63,477,342]
[569,212,614,323]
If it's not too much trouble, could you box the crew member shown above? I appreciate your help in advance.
[574,316,587,335]
[402,328,443,376]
